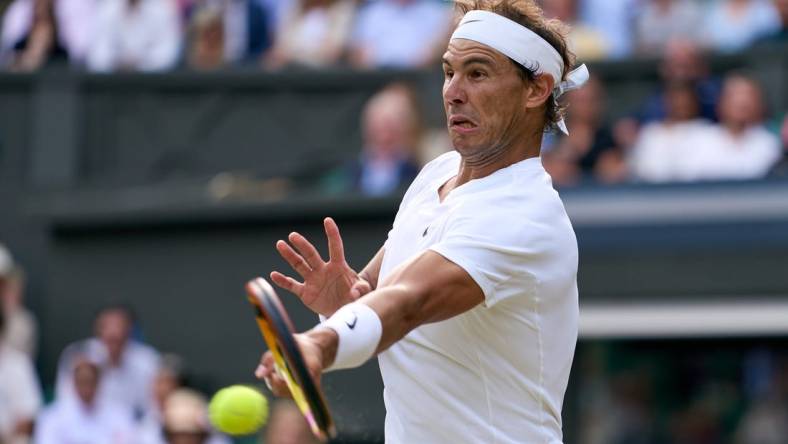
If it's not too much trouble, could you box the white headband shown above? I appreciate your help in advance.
[450,10,589,134]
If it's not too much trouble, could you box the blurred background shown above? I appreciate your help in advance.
[0,0,787,443]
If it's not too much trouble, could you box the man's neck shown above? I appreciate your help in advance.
[455,136,542,186]
[439,134,542,202]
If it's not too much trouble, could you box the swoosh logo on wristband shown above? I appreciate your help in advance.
[346,313,358,329]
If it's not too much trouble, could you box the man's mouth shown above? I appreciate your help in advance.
[449,115,478,131]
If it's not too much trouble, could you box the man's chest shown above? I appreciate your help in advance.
[380,194,454,281]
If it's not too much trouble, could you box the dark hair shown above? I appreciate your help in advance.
[454,0,576,132]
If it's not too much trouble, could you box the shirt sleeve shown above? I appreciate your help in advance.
[429,209,552,308]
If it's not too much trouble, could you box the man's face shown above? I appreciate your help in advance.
[96,310,132,363]
[442,39,531,157]
[718,78,762,127]
[74,362,100,405]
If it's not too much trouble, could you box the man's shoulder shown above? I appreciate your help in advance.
[127,340,160,363]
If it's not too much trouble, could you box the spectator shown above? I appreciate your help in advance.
[687,74,781,181]
[634,0,702,55]
[160,389,229,444]
[542,76,624,186]
[0,0,67,71]
[55,305,160,421]
[542,0,611,61]
[628,81,712,183]
[264,0,355,69]
[734,355,788,444]
[186,0,270,70]
[701,0,781,53]
[638,39,721,124]
[86,0,181,72]
[53,0,97,66]
[264,400,318,444]
[578,0,639,59]
[138,354,185,444]
[0,308,42,444]
[756,0,788,44]
[35,358,135,444]
[326,83,421,196]
[186,6,225,70]
[348,0,452,69]
[220,0,271,64]
[259,0,294,32]
[0,248,37,359]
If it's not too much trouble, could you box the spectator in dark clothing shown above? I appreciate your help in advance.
[638,39,721,124]
[542,76,625,186]
[325,83,422,196]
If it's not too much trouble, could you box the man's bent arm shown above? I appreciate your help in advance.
[313,250,484,365]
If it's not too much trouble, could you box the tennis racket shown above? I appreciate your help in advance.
[245,277,336,442]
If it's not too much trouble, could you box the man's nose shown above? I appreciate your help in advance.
[444,76,467,105]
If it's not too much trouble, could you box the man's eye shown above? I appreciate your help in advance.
[471,70,486,79]
[444,70,454,79]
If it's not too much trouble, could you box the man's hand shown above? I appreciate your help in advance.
[254,328,338,398]
[271,217,372,316]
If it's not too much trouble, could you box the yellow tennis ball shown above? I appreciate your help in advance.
[209,385,269,436]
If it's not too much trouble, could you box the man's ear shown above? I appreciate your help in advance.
[524,74,555,110]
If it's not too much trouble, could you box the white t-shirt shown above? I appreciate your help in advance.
[378,151,579,444]
[34,398,135,444]
[689,125,781,181]
[629,119,713,183]
[55,338,160,419]
[0,345,43,443]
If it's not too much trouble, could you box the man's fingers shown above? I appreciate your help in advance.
[324,217,346,263]
[288,232,325,269]
[276,240,312,277]
[255,353,292,398]
[270,271,304,295]
[267,373,292,398]
[349,280,372,300]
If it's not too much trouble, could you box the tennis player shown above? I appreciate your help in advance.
[257,1,587,442]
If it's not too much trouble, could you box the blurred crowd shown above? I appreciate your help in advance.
[0,244,318,444]
[0,0,786,192]
[541,50,788,187]
[575,341,788,444]
[0,0,786,73]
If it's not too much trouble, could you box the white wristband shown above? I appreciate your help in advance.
[319,303,382,371]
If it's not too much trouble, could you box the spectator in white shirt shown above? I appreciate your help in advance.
[1,258,38,359]
[689,74,781,180]
[35,358,135,444]
[349,0,452,69]
[86,0,181,72]
[635,0,702,55]
[702,0,781,53]
[264,0,355,69]
[55,305,160,422]
[0,307,42,444]
[629,81,713,183]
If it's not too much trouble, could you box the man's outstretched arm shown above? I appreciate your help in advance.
[257,250,484,390]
